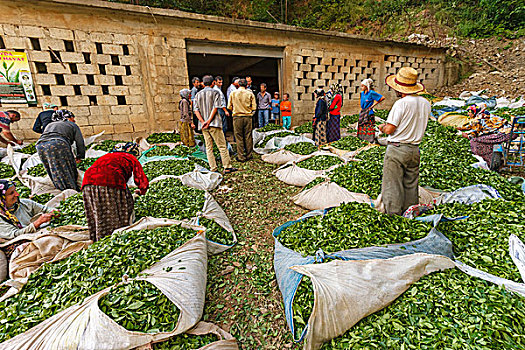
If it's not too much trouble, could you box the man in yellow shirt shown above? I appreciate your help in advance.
[228,78,257,162]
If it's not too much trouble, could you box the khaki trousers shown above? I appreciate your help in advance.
[381,144,420,216]
[202,126,231,171]
[233,116,253,161]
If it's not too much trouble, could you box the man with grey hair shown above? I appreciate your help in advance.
[213,76,229,134]
[226,77,240,102]
[194,75,237,174]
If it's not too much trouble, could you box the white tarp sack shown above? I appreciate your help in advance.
[3,144,30,172]
[149,170,222,193]
[20,153,42,172]
[0,221,209,350]
[84,131,105,148]
[85,148,107,159]
[292,253,455,350]
[432,97,466,108]
[323,143,376,160]
[454,234,525,298]
[274,152,345,187]
[255,135,315,155]
[17,170,84,197]
[45,189,79,209]
[262,149,304,166]
[0,225,91,300]
[294,180,439,211]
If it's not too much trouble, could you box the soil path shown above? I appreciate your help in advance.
[204,156,306,349]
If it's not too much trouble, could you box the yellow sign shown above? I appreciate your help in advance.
[0,51,37,104]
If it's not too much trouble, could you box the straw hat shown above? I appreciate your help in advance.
[385,67,425,94]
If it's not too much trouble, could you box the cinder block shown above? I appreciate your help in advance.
[157,103,176,113]
[114,123,133,133]
[119,56,137,66]
[128,86,143,95]
[109,114,130,124]
[48,28,74,40]
[60,52,84,63]
[101,44,123,55]
[108,86,129,95]
[40,38,65,51]
[129,114,145,123]
[1,24,17,36]
[77,64,97,75]
[306,56,317,65]
[113,34,134,44]
[29,51,51,62]
[90,32,114,43]
[75,116,89,126]
[155,56,168,66]
[301,49,313,56]
[306,72,317,79]
[97,95,117,105]
[3,36,28,49]
[313,65,325,72]
[95,75,115,85]
[132,122,148,132]
[73,30,90,41]
[131,105,145,114]
[19,26,45,38]
[328,66,338,73]
[106,65,126,75]
[67,96,90,106]
[321,72,331,80]
[79,126,94,135]
[64,74,87,85]
[50,85,74,96]
[74,106,90,117]
[94,54,111,65]
[46,63,69,74]
[34,74,56,85]
[110,105,131,115]
[77,41,95,52]
[88,114,110,125]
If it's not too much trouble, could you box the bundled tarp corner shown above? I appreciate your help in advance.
[272,209,456,350]
[274,152,346,187]
[0,220,210,350]
[253,128,314,155]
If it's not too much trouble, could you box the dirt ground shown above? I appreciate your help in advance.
[204,156,306,349]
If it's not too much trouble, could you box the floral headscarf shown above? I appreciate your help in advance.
[111,142,141,158]
[52,109,75,122]
[0,180,22,228]
[180,89,191,100]
[330,83,343,95]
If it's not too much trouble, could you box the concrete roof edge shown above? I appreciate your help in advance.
[39,0,446,52]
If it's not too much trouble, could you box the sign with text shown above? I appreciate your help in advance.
[0,51,37,104]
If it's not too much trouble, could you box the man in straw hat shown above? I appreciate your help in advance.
[378,67,430,216]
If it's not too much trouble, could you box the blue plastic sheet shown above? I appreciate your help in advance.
[273,209,455,342]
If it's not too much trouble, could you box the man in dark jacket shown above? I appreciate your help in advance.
[33,103,58,133]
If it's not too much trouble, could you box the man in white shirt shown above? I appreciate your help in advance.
[378,67,430,215]
[213,76,230,134]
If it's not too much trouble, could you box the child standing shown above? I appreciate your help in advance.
[271,92,280,125]
[179,88,195,147]
[280,93,292,129]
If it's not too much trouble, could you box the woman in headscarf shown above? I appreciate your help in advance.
[313,89,328,147]
[81,142,149,242]
[0,180,56,278]
[36,109,85,191]
[179,88,196,147]
[458,105,513,166]
[358,78,385,142]
[327,83,343,142]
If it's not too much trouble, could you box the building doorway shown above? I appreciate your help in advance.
[186,41,283,130]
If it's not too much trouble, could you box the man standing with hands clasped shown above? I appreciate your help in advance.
[378,67,430,216]
[194,75,237,174]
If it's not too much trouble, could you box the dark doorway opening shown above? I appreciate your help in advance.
[186,53,281,131]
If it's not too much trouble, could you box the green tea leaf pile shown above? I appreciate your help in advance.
[294,121,313,134]
[77,158,98,171]
[283,142,317,155]
[99,280,180,333]
[278,202,431,257]
[153,333,218,349]
[330,135,367,151]
[0,162,15,178]
[50,193,86,227]
[0,225,196,341]
[27,164,47,177]
[146,145,195,157]
[296,155,343,171]
[135,178,205,221]
[340,114,359,128]
[147,132,181,144]
[258,124,283,132]
[142,159,197,180]
[19,143,36,155]
[199,217,235,245]
[92,140,125,152]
